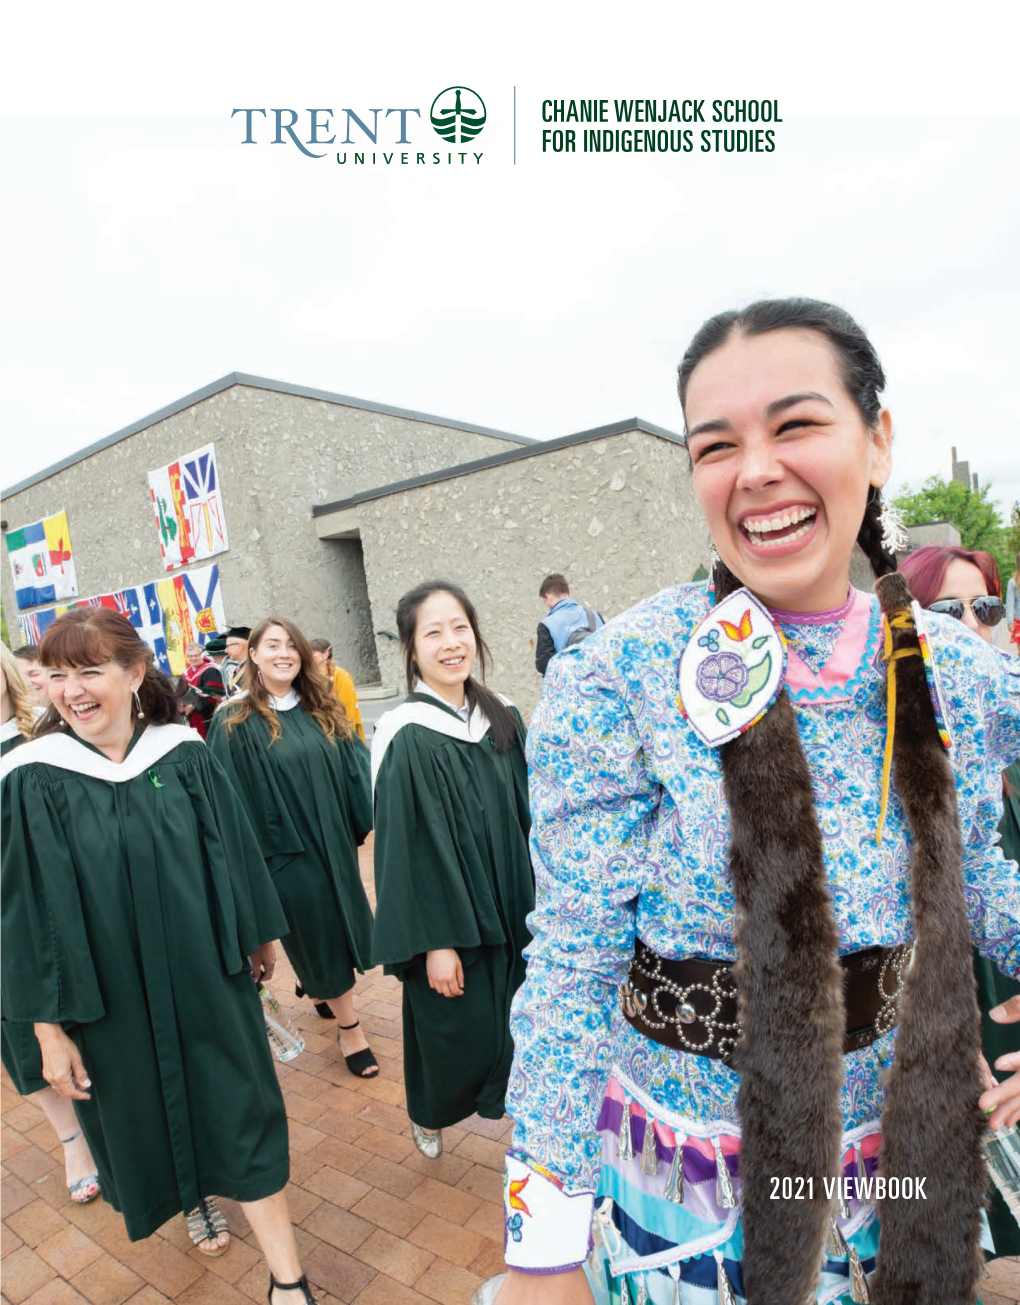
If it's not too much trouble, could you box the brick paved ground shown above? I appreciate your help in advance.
[2,838,1019,1304]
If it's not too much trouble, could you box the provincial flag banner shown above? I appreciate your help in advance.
[14,564,225,680]
[148,443,229,570]
[5,509,80,610]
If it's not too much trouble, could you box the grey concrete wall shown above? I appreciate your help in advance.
[1,384,513,680]
[358,428,708,720]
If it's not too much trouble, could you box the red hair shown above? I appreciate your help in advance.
[35,608,183,734]
[899,545,1001,607]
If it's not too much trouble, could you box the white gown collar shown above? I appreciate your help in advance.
[0,723,201,783]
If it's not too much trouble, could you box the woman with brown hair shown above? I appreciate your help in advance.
[207,617,378,1076]
[1,641,102,1207]
[309,638,365,742]
[1,608,321,1304]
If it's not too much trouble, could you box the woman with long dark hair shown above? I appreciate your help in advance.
[207,616,377,1076]
[482,301,1020,1305]
[900,542,1020,1261]
[371,581,534,1159]
[0,608,322,1304]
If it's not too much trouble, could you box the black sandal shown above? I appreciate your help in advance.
[268,1273,317,1304]
[337,1020,379,1078]
[294,982,334,1020]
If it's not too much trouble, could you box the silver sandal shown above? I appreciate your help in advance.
[185,1196,230,1256]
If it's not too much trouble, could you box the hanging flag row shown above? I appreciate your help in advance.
[5,510,79,611]
[15,563,227,677]
[148,442,229,571]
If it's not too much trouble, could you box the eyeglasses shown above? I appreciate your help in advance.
[928,596,1004,628]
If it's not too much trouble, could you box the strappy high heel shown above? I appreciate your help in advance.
[59,1130,100,1205]
[336,1020,379,1078]
[268,1272,318,1304]
[294,981,334,1020]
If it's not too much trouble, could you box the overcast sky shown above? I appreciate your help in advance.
[2,2,1018,520]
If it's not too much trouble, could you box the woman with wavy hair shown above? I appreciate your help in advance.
[207,616,377,1077]
[479,300,1020,1305]
[309,638,365,742]
[371,581,534,1159]
[1,608,321,1304]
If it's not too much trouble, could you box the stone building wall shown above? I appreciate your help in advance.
[356,427,708,719]
[1,382,520,680]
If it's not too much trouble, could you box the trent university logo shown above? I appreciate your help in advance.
[430,86,486,144]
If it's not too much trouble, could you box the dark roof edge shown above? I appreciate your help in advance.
[312,417,683,517]
[1,373,533,499]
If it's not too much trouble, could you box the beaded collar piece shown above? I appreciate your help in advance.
[677,589,787,747]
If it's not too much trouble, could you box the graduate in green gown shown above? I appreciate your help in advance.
[207,616,378,1078]
[1,609,323,1305]
[371,581,535,1158]
[1,642,102,1207]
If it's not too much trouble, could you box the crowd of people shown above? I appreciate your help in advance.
[2,296,1020,1305]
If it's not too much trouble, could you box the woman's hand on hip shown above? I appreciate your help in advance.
[981,995,1020,1129]
[426,948,464,997]
[34,1023,92,1100]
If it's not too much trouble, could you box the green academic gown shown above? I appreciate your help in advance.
[0,724,291,1241]
[372,693,535,1130]
[0,720,46,1096]
[977,757,1020,1255]
[206,696,374,998]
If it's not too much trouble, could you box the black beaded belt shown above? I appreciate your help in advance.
[620,939,913,1067]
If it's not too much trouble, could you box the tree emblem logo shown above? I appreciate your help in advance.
[430,86,486,144]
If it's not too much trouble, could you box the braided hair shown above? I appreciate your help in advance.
[676,299,984,1303]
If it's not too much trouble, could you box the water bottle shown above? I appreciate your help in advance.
[259,984,305,1062]
[985,1121,1020,1227]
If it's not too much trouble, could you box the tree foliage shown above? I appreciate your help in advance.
[893,475,1018,592]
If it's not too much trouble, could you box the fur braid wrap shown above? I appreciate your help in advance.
[714,563,845,1304]
[870,572,985,1305]
[712,565,986,1302]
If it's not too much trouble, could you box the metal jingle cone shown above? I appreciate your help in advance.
[848,1244,871,1304]
[713,1136,737,1209]
[854,1141,866,1185]
[826,1214,848,1259]
[618,1272,631,1305]
[715,1250,738,1305]
[640,1117,659,1176]
[670,1267,682,1305]
[635,1275,649,1305]
[618,1100,634,1162]
[837,1153,851,1220]
[664,1139,685,1204]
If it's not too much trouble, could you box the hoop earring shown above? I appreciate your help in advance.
[133,690,145,720]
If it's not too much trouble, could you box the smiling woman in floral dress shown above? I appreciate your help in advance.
[480,300,1020,1305]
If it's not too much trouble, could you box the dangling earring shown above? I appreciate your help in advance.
[708,542,721,567]
[133,690,145,720]
[256,668,265,688]
[874,488,908,555]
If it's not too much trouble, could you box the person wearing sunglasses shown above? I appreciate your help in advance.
[900,542,1020,1260]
